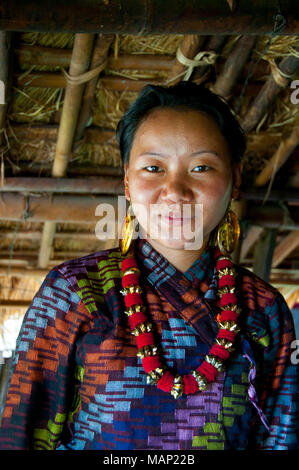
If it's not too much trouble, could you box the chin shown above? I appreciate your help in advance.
[153,236,205,251]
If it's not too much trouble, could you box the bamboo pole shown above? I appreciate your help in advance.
[255,122,299,186]
[75,34,114,141]
[272,231,299,268]
[15,45,72,68]
[16,45,175,71]
[212,35,257,98]
[16,45,271,77]
[16,72,262,96]
[241,47,299,134]
[52,34,95,177]
[38,34,95,269]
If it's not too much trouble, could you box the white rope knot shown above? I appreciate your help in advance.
[176,47,218,81]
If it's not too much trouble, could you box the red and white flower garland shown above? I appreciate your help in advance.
[120,246,241,399]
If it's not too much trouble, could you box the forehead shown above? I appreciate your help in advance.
[131,107,230,154]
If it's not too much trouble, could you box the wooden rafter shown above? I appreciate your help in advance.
[272,231,299,268]
[15,45,175,71]
[212,35,257,98]
[255,121,299,187]
[240,226,264,261]
[241,47,299,134]
[253,228,277,282]
[0,193,118,223]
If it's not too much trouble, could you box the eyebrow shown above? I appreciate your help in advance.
[139,150,221,158]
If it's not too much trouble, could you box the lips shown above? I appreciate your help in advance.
[159,213,193,226]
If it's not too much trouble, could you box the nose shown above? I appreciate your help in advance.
[160,172,193,203]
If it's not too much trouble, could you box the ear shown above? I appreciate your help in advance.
[231,162,242,199]
[123,164,130,201]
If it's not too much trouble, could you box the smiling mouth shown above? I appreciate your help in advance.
[159,214,193,224]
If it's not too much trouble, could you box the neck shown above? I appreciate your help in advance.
[142,235,210,273]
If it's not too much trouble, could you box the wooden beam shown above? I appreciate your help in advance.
[0,299,31,308]
[0,176,124,194]
[240,188,299,204]
[0,267,48,277]
[253,228,277,282]
[241,47,299,134]
[240,225,264,260]
[212,35,257,98]
[0,192,118,222]
[10,123,117,145]
[255,122,299,186]
[1,1,299,34]
[246,203,299,229]
[272,231,299,268]
[6,161,123,177]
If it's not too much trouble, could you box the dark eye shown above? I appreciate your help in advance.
[192,165,210,173]
[144,165,163,173]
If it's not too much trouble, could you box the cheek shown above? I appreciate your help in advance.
[199,174,232,203]
[200,177,232,225]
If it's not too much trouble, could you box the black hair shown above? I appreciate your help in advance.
[116,81,246,167]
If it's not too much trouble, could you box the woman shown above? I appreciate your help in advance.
[0,82,297,450]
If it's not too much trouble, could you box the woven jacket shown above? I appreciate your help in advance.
[0,237,298,450]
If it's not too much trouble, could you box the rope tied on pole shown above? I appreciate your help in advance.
[269,58,296,88]
[61,59,107,86]
[176,47,218,81]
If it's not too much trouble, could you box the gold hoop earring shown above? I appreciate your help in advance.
[217,205,240,256]
[119,202,138,254]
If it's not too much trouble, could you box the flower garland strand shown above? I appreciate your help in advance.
[120,246,241,399]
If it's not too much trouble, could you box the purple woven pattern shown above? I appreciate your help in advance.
[0,237,298,450]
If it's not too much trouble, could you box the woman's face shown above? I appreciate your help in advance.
[124,107,241,253]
